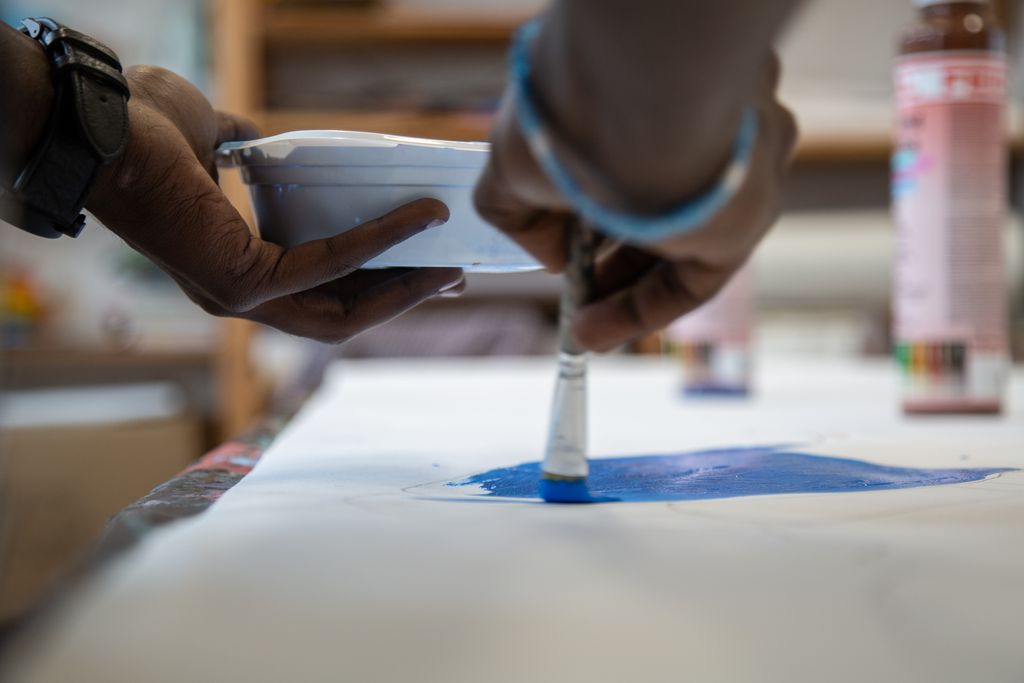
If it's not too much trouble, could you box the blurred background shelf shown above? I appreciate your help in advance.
[1,0,1022,629]
[211,0,539,437]
[208,0,1024,435]
[3,348,212,370]
[258,109,494,140]
[2,0,1022,442]
[263,5,527,45]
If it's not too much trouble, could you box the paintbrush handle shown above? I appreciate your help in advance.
[541,219,595,481]
[559,219,595,356]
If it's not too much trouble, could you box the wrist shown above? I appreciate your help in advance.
[2,18,131,238]
[529,3,767,214]
[85,98,139,221]
[509,18,759,246]
[0,24,54,187]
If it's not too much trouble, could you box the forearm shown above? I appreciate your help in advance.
[532,0,800,213]
[0,22,52,187]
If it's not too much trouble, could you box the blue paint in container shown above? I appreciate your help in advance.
[450,446,1013,504]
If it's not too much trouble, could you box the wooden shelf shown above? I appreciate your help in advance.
[216,0,1024,435]
[794,132,1023,163]
[257,111,1021,164]
[3,348,213,370]
[794,133,891,163]
[264,5,528,46]
[261,110,897,161]
[259,109,495,141]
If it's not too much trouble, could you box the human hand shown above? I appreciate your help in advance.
[87,66,463,343]
[474,55,795,352]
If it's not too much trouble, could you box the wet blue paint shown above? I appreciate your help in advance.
[449,446,1013,504]
[538,478,617,504]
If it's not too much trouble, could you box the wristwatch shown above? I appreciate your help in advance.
[0,17,130,239]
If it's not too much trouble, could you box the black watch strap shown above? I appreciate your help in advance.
[0,18,129,239]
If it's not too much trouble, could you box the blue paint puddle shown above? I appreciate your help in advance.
[449,446,1013,504]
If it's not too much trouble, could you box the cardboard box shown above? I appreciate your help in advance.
[0,384,201,622]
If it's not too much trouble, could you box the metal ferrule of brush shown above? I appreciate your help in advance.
[541,220,595,481]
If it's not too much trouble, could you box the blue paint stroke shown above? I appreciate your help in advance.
[449,446,1014,504]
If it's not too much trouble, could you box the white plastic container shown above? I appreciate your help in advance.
[217,131,540,272]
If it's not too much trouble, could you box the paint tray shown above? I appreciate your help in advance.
[217,130,541,272]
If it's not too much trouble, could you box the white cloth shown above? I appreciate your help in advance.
[7,357,1024,683]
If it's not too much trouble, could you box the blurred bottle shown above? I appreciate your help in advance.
[893,0,1009,414]
[1,266,47,349]
[665,261,755,397]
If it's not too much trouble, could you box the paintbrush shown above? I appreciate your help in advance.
[539,219,596,503]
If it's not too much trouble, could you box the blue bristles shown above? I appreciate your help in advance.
[539,478,593,503]
[539,478,618,504]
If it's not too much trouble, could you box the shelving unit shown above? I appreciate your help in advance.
[260,109,494,141]
[223,1,938,158]
[207,0,1021,434]
[263,6,525,45]
[209,0,530,437]
[208,0,901,435]
[2,348,212,371]
[215,1,524,137]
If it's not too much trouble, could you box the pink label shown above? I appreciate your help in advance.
[892,53,1008,404]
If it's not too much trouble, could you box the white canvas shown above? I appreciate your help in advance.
[7,356,1023,683]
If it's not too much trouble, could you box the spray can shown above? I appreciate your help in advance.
[665,261,754,397]
[893,0,1009,413]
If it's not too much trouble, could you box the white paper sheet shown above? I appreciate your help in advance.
[7,356,1024,683]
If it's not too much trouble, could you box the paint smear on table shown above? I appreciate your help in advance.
[448,446,1013,503]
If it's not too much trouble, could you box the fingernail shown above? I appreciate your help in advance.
[437,276,465,297]
[425,218,447,229]
[438,277,464,293]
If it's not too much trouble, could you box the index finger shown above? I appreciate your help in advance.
[573,260,732,352]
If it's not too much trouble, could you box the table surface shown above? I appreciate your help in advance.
[6,355,1024,683]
